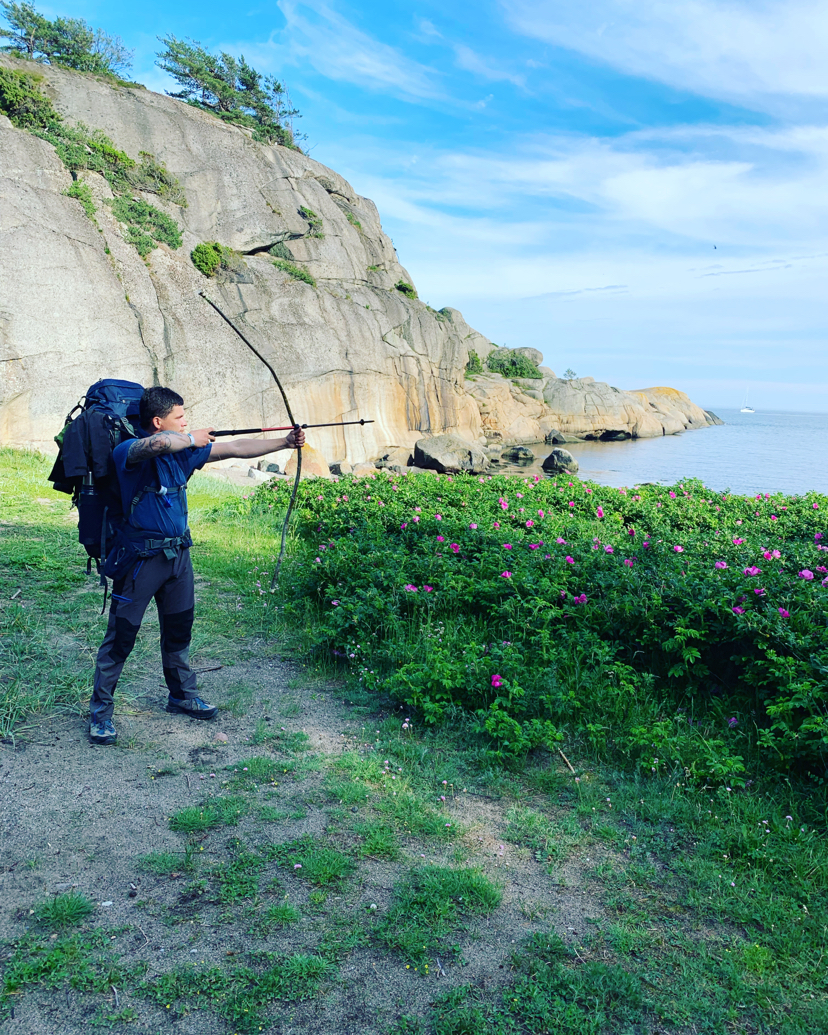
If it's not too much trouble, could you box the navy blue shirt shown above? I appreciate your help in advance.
[112,434,212,538]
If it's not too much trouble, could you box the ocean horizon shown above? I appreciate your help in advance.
[499,408,827,497]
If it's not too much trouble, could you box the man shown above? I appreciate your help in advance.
[89,386,305,745]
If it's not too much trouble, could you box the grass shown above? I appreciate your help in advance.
[257,902,300,930]
[168,795,249,831]
[379,867,501,966]
[35,892,95,929]
[138,849,197,875]
[263,836,356,885]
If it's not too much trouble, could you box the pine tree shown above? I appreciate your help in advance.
[156,36,300,148]
[0,1,133,77]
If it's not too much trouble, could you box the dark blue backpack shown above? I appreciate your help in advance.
[49,378,145,572]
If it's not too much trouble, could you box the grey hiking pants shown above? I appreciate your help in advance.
[90,547,198,725]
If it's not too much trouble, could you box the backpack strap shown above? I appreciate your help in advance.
[129,482,186,516]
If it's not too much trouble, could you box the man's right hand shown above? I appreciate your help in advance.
[191,428,216,447]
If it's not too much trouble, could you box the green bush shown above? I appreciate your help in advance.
[394,280,417,299]
[191,241,244,277]
[62,179,95,217]
[0,67,60,128]
[487,349,542,379]
[465,349,483,375]
[110,196,182,256]
[256,473,828,775]
[269,241,293,260]
[272,258,316,287]
[299,206,323,238]
[345,210,362,231]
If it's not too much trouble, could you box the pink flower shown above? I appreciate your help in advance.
[435,514,442,521]
[331,600,340,606]
[529,544,540,550]
[556,537,567,544]
[423,585,433,592]
[743,566,762,576]
[733,537,744,545]
[499,497,509,511]
[814,503,820,510]
[400,522,407,530]
[526,519,534,528]
[568,501,575,508]
[754,587,766,596]
[732,606,746,614]
[623,558,634,567]
[560,590,567,599]
[449,543,460,554]
[412,516,420,523]
[715,561,728,570]
[727,717,738,728]
[798,569,814,580]
[500,571,512,579]
[538,510,545,519]
[604,545,614,554]
[493,521,500,529]
[491,674,504,688]
[628,528,635,536]
[596,506,604,519]
[294,864,302,870]
[669,491,677,498]
[404,584,418,592]
[503,543,513,550]
[469,523,478,530]
[574,593,587,604]
[674,545,684,553]
[778,608,790,617]
[437,535,445,542]
[816,533,824,542]
[565,556,575,564]
[770,515,777,521]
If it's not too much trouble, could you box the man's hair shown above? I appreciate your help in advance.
[139,386,184,429]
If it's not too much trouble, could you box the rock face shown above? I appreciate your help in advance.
[0,56,719,461]
[542,448,579,474]
[414,434,488,474]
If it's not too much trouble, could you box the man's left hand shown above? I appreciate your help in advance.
[285,427,305,449]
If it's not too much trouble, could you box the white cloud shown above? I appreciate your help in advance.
[275,0,444,101]
[453,44,526,87]
[502,0,828,108]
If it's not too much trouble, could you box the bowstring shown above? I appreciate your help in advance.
[199,291,302,592]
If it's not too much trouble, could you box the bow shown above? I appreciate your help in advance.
[212,419,374,438]
[199,290,301,592]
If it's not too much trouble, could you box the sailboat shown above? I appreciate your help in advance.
[741,388,755,413]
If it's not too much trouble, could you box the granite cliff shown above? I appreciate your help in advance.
[0,56,719,464]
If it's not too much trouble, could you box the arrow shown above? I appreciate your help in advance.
[212,419,374,438]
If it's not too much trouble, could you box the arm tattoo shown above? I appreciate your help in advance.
[126,431,189,465]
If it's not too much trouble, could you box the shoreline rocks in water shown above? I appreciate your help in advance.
[541,448,579,475]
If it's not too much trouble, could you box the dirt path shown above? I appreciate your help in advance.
[0,654,604,1034]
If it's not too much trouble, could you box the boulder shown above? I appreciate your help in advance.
[513,347,544,366]
[544,429,566,445]
[352,462,377,477]
[376,445,413,468]
[501,445,535,465]
[414,434,489,474]
[329,460,352,476]
[538,365,556,378]
[257,459,280,473]
[284,444,332,480]
[541,448,579,475]
[705,410,725,426]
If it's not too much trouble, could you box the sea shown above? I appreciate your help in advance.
[497,409,827,497]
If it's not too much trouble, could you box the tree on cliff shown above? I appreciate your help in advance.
[155,36,300,148]
[0,1,133,77]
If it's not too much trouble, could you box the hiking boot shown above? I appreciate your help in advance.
[89,720,117,745]
[166,696,217,720]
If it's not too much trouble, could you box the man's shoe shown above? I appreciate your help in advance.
[90,720,117,745]
[166,696,218,720]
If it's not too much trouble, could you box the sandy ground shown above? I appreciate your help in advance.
[0,654,605,1034]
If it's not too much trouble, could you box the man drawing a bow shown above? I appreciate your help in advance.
[89,386,305,745]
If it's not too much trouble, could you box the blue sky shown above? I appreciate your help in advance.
[32,0,828,410]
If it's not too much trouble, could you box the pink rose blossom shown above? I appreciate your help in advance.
[715,561,728,569]
[565,556,575,564]
[799,569,814,580]
[500,571,512,579]
[732,606,746,615]
[778,608,790,617]
[596,506,604,519]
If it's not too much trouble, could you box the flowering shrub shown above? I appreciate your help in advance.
[255,474,828,775]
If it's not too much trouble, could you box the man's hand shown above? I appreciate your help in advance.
[191,428,216,447]
[285,427,305,449]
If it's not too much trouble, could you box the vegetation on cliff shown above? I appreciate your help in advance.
[0,0,133,79]
[156,34,300,148]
